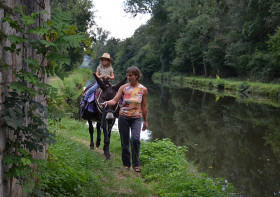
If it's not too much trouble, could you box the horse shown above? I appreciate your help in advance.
[80,73,127,160]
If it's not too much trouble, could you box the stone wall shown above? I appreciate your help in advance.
[0,0,50,196]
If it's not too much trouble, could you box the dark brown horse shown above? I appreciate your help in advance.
[80,73,127,159]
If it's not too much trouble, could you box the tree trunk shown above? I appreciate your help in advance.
[193,66,196,76]
[0,1,50,196]
[203,38,208,76]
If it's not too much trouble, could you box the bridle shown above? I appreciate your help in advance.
[95,89,120,114]
[94,89,121,135]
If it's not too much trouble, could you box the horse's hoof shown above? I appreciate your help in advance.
[96,144,100,148]
[104,153,110,160]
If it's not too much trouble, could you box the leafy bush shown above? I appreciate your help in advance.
[49,68,90,116]
[140,139,234,196]
[37,136,104,197]
[216,81,225,90]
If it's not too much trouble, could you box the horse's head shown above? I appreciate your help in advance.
[93,73,127,121]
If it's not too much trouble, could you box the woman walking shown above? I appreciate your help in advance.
[102,66,148,172]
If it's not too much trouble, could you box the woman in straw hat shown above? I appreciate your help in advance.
[81,53,115,108]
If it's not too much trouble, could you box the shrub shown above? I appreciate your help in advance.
[140,139,234,196]
[216,81,225,90]
[37,137,104,197]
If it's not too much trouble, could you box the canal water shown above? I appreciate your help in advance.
[144,80,280,197]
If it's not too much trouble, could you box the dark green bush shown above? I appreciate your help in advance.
[140,139,234,196]
[216,81,225,90]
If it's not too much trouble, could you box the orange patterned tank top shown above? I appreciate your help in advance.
[119,84,145,118]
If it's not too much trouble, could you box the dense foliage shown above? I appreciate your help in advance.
[106,0,280,82]
[37,136,103,197]
[50,0,95,71]
[1,5,92,194]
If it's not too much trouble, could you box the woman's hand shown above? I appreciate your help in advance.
[142,121,147,131]
[99,102,107,108]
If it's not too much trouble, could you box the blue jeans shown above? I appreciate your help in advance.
[118,115,141,167]
[83,83,99,101]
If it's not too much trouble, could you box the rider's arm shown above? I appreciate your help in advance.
[106,72,114,80]
[95,71,104,79]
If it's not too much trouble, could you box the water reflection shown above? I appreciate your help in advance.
[89,119,152,141]
[145,81,280,197]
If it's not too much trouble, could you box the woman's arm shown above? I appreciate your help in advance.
[141,87,148,131]
[103,84,126,107]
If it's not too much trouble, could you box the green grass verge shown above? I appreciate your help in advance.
[36,117,154,197]
[36,117,234,196]
[140,139,234,196]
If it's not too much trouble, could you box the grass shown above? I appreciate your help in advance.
[36,117,154,197]
[35,117,234,196]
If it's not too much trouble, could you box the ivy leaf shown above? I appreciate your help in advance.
[25,58,40,69]
[31,10,48,18]
[3,46,14,53]
[21,15,35,26]
[10,82,28,92]
[7,35,27,44]
[28,27,49,35]
[3,155,21,165]
[22,70,39,85]
[39,39,56,47]
[0,63,9,71]
[21,158,32,166]
[2,14,23,32]
[47,53,70,65]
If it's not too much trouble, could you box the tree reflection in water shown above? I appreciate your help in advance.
[146,81,280,197]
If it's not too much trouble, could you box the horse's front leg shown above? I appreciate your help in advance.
[96,122,101,148]
[88,120,94,149]
[103,121,111,160]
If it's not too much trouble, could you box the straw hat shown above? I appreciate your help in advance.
[98,53,113,62]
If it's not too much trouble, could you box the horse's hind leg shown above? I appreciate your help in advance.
[96,122,101,148]
[88,120,94,149]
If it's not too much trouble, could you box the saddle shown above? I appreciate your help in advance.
[80,85,100,120]
[79,83,121,120]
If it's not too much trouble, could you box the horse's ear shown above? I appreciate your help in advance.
[113,76,127,91]
[93,73,107,90]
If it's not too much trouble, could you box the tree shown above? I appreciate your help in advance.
[89,27,110,71]
[174,14,217,76]
[50,0,95,71]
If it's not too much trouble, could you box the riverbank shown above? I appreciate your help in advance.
[152,72,280,107]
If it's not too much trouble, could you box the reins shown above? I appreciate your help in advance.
[95,89,119,136]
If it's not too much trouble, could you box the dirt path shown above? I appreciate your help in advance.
[71,137,157,197]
